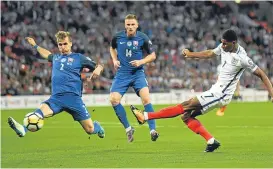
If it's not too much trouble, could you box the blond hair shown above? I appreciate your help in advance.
[55,31,72,42]
[125,14,137,21]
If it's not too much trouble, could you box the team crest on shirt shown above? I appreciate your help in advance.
[133,41,138,47]
[127,41,132,47]
[248,59,256,69]
[61,58,67,62]
[231,58,239,65]
[67,57,74,65]
[68,57,74,63]
[248,59,254,66]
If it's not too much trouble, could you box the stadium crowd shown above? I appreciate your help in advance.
[1,1,273,96]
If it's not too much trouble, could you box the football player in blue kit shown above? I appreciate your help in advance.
[8,31,105,138]
[109,14,159,142]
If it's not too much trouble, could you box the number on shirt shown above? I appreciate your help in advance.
[60,63,64,70]
[126,49,132,57]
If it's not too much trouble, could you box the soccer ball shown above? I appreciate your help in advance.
[23,112,44,132]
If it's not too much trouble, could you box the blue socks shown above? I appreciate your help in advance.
[113,103,130,129]
[113,103,156,132]
[145,103,156,131]
[34,109,44,118]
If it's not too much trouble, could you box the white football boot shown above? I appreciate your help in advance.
[8,117,26,137]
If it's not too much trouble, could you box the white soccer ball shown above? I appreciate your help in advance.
[23,112,44,132]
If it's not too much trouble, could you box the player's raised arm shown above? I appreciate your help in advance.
[182,49,217,59]
[241,56,273,102]
[25,37,52,59]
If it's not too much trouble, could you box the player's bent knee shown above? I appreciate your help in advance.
[181,111,192,122]
[109,97,120,106]
[182,97,202,112]
[39,103,53,118]
[142,98,151,106]
[109,93,121,106]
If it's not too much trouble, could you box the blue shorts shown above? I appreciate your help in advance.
[43,94,90,121]
[110,71,148,96]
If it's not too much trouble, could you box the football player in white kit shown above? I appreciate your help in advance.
[216,81,240,116]
[215,62,241,116]
[129,29,273,152]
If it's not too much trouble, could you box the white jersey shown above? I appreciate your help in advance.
[211,43,258,95]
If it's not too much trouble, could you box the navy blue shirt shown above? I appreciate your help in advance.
[111,31,154,74]
[48,53,96,96]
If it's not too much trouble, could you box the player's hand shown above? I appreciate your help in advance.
[271,97,273,103]
[113,60,121,70]
[130,60,144,67]
[25,37,37,47]
[182,49,190,57]
[88,65,103,81]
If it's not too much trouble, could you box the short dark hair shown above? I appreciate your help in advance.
[222,29,237,42]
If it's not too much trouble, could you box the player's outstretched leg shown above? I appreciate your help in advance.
[130,104,184,124]
[8,117,27,137]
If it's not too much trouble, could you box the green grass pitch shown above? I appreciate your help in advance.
[1,102,273,168]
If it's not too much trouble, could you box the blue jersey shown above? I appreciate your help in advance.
[48,53,96,96]
[111,31,154,74]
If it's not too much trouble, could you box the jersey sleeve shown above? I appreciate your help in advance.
[241,55,258,72]
[143,35,154,54]
[47,54,54,62]
[212,43,222,56]
[80,54,97,71]
[111,34,117,49]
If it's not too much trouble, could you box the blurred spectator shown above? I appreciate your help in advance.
[1,1,272,95]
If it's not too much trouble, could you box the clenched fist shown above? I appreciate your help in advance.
[182,49,190,57]
[25,37,37,47]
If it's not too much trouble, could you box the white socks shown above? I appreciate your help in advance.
[125,126,132,133]
[207,137,215,144]
[150,129,156,134]
[144,112,148,120]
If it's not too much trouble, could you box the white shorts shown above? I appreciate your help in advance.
[196,89,233,114]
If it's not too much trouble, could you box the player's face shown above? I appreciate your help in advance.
[125,19,138,36]
[57,37,72,54]
[221,39,235,52]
